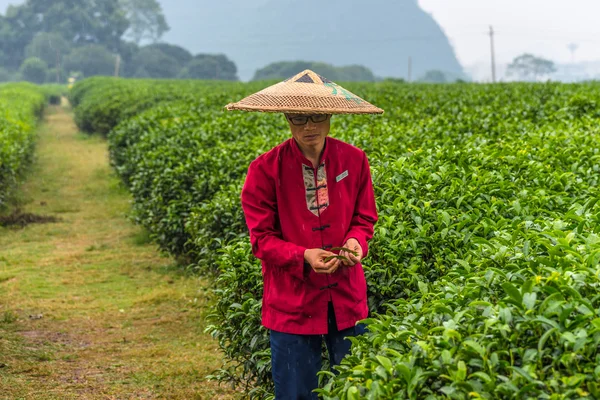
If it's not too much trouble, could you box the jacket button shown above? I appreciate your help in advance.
[307,315,312,318]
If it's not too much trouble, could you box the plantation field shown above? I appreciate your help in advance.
[0,83,46,209]
[70,78,600,399]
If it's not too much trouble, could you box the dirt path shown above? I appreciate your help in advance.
[0,103,238,399]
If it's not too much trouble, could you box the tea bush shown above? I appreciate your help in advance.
[72,78,600,398]
[0,83,46,209]
[70,77,261,136]
[107,97,286,261]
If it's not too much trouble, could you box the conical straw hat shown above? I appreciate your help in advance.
[225,69,384,115]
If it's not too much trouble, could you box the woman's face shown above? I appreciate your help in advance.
[285,114,331,148]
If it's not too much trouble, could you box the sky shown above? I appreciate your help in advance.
[418,0,600,67]
[2,0,600,74]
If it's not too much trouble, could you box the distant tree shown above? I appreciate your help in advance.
[131,66,151,78]
[337,65,376,81]
[25,33,70,79]
[383,77,406,83]
[0,7,37,70]
[179,57,219,80]
[119,0,169,44]
[63,45,117,78]
[0,67,13,82]
[179,54,238,80]
[20,57,48,84]
[419,70,447,83]
[253,61,313,81]
[132,47,180,78]
[382,77,407,84]
[0,48,8,72]
[0,0,129,70]
[46,67,66,84]
[253,61,376,82]
[117,41,140,77]
[506,53,556,81]
[145,43,192,65]
[204,54,238,81]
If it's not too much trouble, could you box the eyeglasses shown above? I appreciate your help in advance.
[287,114,330,126]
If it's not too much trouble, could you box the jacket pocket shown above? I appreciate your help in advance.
[347,263,367,304]
[266,266,306,315]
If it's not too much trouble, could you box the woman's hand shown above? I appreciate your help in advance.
[304,249,341,274]
[339,238,363,266]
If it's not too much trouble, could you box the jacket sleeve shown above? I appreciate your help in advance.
[344,151,378,258]
[241,158,307,281]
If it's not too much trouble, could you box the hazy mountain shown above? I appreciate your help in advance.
[159,0,464,81]
[1,0,465,81]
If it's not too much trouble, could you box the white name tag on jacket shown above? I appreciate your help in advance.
[336,170,349,182]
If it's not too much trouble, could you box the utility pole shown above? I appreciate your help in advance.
[114,54,121,78]
[56,49,61,83]
[489,26,496,83]
[408,56,412,82]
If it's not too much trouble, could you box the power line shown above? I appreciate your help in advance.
[493,33,600,44]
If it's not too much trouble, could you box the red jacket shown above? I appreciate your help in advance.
[241,137,378,335]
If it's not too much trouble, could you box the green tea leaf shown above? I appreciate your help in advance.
[502,282,523,304]
[347,386,360,400]
[538,327,557,352]
[376,355,393,374]
[324,255,350,263]
[463,340,485,357]
[331,247,359,256]
[523,292,537,310]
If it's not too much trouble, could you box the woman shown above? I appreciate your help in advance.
[226,69,383,399]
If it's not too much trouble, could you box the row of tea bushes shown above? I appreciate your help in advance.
[71,77,600,398]
[319,123,600,398]
[41,84,68,105]
[0,83,46,209]
[69,77,265,136]
[108,99,287,262]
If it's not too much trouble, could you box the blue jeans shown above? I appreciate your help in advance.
[269,302,366,400]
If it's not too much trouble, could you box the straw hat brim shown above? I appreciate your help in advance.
[225,69,384,115]
[225,101,384,115]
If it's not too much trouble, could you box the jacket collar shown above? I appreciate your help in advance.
[291,137,330,167]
